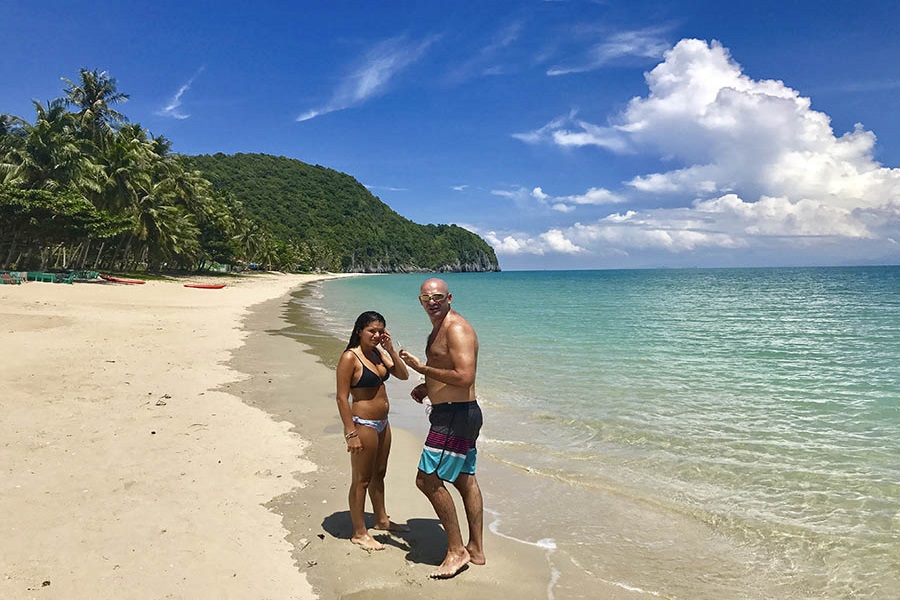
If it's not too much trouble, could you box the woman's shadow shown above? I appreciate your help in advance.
[322,511,449,566]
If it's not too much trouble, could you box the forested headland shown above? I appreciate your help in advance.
[0,69,499,274]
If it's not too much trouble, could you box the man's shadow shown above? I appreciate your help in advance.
[322,511,449,566]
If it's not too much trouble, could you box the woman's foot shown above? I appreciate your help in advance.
[351,533,385,551]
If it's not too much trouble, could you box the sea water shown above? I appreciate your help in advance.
[293,267,900,599]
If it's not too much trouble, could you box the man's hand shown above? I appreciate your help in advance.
[410,383,428,404]
[399,349,424,373]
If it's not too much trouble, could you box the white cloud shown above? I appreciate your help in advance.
[557,186,624,205]
[479,227,583,256]
[513,110,629,152]
[547,27,670,76]
[364,184,408,192]
[540,229,584,253]
[482,231,543,255]
[491,188,522,200]
[491,183,624,213]
[157,67,204,120]
[501,38,900,264]
[297,36,435,121]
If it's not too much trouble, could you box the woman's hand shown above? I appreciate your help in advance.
[346,434,363,453]
[379,330,397,354]
[410,383,428,404]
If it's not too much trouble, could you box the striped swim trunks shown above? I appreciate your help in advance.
[418,400,482,483]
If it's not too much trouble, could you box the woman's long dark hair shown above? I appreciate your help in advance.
[345,311,386,351]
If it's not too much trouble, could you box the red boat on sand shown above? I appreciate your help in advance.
[100,274,146,285]
[184,283,226,289]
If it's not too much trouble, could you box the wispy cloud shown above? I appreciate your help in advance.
[547,26,669,76]
[157,67,204,119]
[364,184,408,192]
[821,78,900,93]
[512,110,630,152]
[298,36,435,122]
[445,20,523,83]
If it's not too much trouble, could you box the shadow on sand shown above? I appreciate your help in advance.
[322,511,450,567]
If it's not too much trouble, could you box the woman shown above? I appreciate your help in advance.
[336,311,410,550]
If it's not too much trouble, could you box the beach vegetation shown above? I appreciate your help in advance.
[0,69,499,274]
[182,153,500,273]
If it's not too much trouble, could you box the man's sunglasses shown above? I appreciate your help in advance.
[418,293,447,302]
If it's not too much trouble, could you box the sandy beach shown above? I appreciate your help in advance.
[0,273,594,599]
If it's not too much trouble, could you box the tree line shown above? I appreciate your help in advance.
[182,153,500,272]
[1,69,499,273]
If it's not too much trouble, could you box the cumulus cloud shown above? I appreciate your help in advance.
[480,229,584,255]
[557,187,624,205]
[499,39,900,264]
[298,36,435,121]
[492,183,624,213]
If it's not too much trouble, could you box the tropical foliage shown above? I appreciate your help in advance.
[1,70,499,273]
[1,70,243,272]
[183,153,499,272]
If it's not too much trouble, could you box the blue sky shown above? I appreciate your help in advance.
[3,0,900,270]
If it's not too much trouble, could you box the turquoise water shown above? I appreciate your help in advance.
[299,267,900,599]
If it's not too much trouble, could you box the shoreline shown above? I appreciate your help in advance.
[232,278,582,599]
[0,273,619,599]
[258,278,644,599]
[281,274,797,600]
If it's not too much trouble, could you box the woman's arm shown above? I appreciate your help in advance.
[379,330,409,380]
[335,351,361,450]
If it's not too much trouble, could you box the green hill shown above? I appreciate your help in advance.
[181,153,499,273]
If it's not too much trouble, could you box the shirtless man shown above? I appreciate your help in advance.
[399,278,485,579]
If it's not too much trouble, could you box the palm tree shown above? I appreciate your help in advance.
[6,100,99,191]
[62,69,129,150]
[0,114,27,184]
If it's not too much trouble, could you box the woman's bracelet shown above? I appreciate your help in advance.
[344,430,358,440]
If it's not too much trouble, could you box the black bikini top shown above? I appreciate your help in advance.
[349,351,390,388]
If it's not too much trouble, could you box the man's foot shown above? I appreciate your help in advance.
[466,543,486,565]
[430,549,470,579]
[351,533,384,551]
[373,520,410,533]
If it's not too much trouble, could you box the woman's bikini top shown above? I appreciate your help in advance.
[349,351,390,389]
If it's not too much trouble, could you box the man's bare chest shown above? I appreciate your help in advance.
[426,333,452,365]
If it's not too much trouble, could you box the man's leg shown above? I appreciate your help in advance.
[452,473,485,564]
[416,470,470,577]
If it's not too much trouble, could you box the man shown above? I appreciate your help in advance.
[399,278,485,579]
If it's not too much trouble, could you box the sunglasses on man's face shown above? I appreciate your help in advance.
[418,293,447,303]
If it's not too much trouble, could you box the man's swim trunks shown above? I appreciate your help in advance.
[418,400,482,482]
